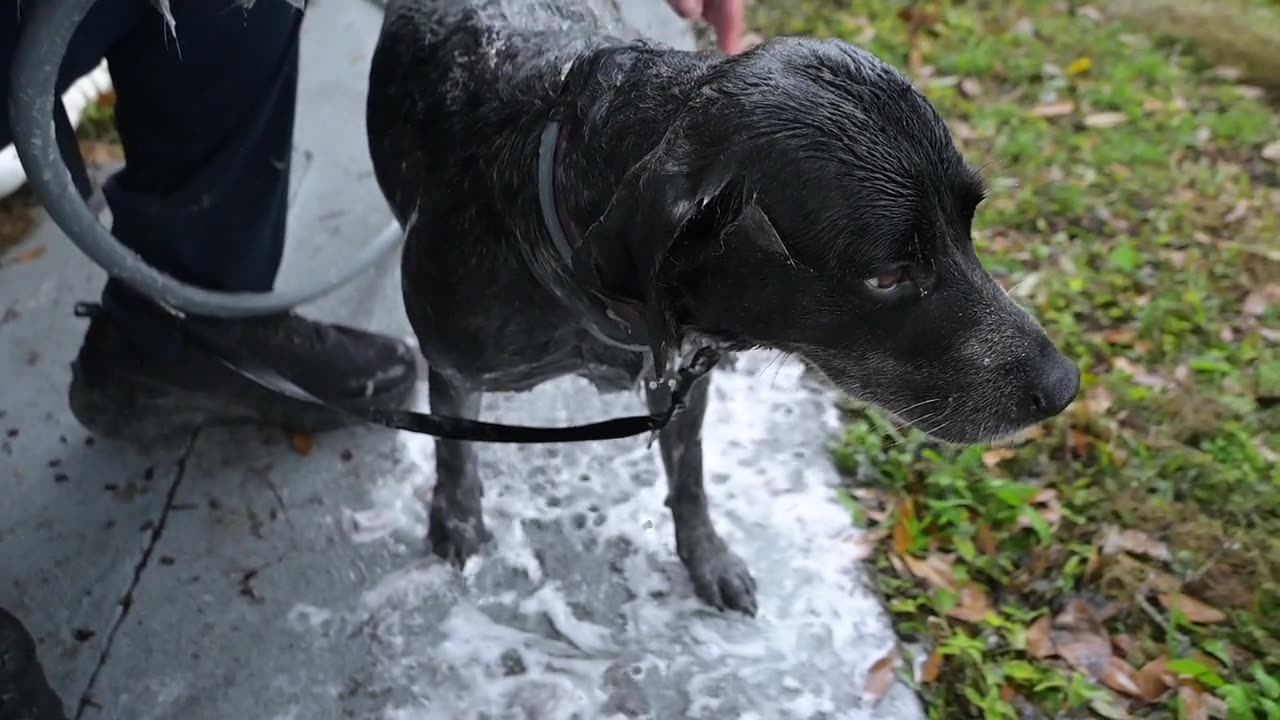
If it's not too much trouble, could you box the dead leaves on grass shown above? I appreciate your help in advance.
[1027,598,1181,705]
[1032,100,1077,118]
[0,244,46,267]
[855,476,1242,714]
[1099,525,1172,563]
[1157,592,1228,624]
[844,528,888,561]
[862,644,902,704]
[1243,284,1280,318]
[1049,598,1114,677]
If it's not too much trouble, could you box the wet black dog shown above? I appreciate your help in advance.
[365,0,1079,615]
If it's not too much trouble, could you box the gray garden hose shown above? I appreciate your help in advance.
[8,0,402,318]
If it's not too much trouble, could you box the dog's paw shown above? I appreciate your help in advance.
[427,503,490,570]
[680,535,758,616]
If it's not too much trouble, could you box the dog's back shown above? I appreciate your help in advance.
[367,0,659,389]
[368,0,625,222]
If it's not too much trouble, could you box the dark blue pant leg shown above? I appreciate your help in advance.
[3,0,303,353]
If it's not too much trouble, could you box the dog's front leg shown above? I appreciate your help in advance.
[647,374,757,615]
[426,368,490,568]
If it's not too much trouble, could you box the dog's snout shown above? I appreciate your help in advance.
[1029,347,1080,419]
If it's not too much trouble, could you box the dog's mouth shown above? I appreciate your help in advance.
[889,400,1032,445]
[795,341,1080,447]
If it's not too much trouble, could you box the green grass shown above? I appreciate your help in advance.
[749,1,1280,717]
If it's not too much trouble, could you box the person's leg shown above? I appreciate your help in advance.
[3,6,140,719]
[100,0,301,322]
[62,0,416,440]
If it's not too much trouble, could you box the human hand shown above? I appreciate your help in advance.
[666,0,745,54]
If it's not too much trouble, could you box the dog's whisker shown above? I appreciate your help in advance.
[881,409,939,450]
[755,350,792,388]
[896,397,941,414]
[770,352,795,387]
[923,418,956,439]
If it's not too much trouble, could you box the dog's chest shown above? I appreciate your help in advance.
[462,333,648,395]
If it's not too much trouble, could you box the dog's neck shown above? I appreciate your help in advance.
[549,45,720,236]
[528,44,723,359]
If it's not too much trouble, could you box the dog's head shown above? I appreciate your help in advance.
[577,36,1078,444]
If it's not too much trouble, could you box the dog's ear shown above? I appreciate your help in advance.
[573,132,732,375]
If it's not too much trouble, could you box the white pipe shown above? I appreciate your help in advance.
[0,59,114,199]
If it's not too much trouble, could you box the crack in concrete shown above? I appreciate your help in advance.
[73,428,203,719]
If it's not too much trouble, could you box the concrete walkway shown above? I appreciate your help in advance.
[0,2,925,718]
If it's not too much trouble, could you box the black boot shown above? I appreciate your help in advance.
[0,610,67,720]
[67,303,418,442]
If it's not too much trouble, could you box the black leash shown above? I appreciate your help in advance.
[74,302,719,444]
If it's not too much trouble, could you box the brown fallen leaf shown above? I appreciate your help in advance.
[981,447,1018,468]
[1158,593,1227,624]
[845,529,888,561]
[1085,386,1115,415]
[1142,97,1166,113]
[950,119,980,141]
[1027,615,1056,658]
[1212,65,1244,81]
[945,582,992,623]
[891,497,916,556]
[1051,598,1111,676]
[906,42,925,77]
[1111,633,1136,659]
[1066,428,1097,459]
[1089,693,1136,720]
[79,140,125,167]
[1133,656,1174,703]
[1112,356,1170,389]
[854,488,895,525]
[886,552,910,579]
[1084,111,1128,128]
[1099,525,1173,563]
[289,431,315,456]
[1031,100,1076,118]
[1224,200,1251,225]
[1111,553,1183,593]
[1178,683,1209,720]
[1017,487,1064,532]
[976,523,1000,555]
[1191,562,1259,611]
[2,245,46,266]
[94,89,117,109]
[920,652,943,684]
[902,553,957,592]
[862,644,901,704]
[1100,656,1146,699]
[1243,285,1280,317]
[959,77,982,98]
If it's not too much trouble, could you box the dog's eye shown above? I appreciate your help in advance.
[864,267,910,291]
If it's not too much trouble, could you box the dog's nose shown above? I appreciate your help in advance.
[1030,348,1080,419]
